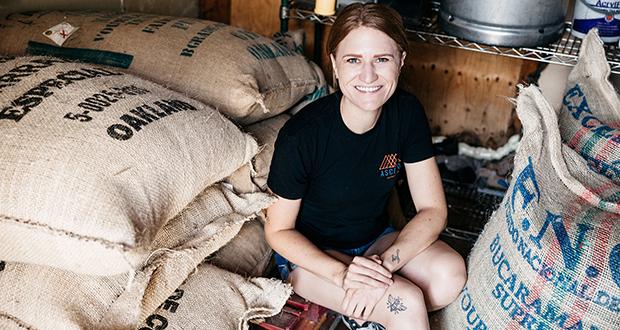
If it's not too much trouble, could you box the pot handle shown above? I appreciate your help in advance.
[578,0,620,15]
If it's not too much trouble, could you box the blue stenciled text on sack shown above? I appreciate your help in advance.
[489,234,609,329]
[563,84,620,179]
[511,157,620,289]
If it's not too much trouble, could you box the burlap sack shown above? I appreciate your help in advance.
[226,113,290,194]
[289,61,332,115]
[0,56,258,276]
[438,86,620,329]
[210,218,273,277]
[559,29,620,183]
[0,184,275,329]
[0,11,319,125]
[138,263,291,330]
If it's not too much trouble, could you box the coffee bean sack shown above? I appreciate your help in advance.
[226,113,290,194]
[559,29,620,184]
[210,218,273,277]
[0,184,275,329]
[0,11,320,125]
[0,56,258,276]
[438,86,620,330]
[138,263,291,330]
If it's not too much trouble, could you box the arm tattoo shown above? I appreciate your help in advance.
[391,249,401,264]
[387,294,407,314]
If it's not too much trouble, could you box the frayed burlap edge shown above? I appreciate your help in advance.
[237,278,293,330]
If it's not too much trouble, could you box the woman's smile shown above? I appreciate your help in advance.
[354,85,383,93]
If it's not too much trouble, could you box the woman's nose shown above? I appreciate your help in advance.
[360,62,378,83]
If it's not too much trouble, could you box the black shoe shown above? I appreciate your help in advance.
[341,315,386,330]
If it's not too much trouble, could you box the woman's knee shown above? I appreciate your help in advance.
[375,276,429,329]
[429,251,467,309]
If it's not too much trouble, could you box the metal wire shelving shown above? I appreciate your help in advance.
[281,0,620,73]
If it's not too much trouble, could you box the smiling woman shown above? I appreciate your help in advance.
[327,5,407,130]
[264,4,467,330]
[330,26,404,133]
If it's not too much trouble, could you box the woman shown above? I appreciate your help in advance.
[265,3,466,329]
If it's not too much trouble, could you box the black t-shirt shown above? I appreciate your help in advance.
[267,89,434,249]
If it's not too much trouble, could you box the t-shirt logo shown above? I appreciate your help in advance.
[378,153,401,179]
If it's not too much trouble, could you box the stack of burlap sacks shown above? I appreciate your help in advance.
[438,30,620,329]
[0,11,328,329]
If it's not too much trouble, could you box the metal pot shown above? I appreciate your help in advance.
[439,0,570,47]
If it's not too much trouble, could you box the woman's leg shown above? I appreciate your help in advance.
[288,263,430,329]
[364,232,467,311]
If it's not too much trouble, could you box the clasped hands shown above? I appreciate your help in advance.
[339,255,393,321]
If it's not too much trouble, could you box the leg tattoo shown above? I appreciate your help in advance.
[387,294,407,314]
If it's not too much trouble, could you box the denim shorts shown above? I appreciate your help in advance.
[274,226,397,281]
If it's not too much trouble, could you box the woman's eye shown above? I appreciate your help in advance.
[345,58,360,64]
[376,57,390,63]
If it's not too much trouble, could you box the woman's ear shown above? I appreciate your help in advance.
[400,51,407,69]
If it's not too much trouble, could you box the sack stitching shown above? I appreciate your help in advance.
[0,214,132,251]
[0,313,37,330]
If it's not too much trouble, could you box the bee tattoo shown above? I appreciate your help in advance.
[387,294,407,314]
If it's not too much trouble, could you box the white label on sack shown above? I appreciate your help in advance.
[43,22,79,46]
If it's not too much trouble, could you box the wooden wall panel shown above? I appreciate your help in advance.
[230,0,280,37]
[201,0,231,23]
[124,0,200,17]
[399,42,536,147]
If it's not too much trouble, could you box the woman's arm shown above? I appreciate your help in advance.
[265,196,347,286]
[265,195,393,288]
[380,157,447,273]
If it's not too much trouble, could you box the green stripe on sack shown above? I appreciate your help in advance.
[27,41,133,68]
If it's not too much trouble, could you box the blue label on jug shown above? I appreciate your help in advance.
[573,17,620,36]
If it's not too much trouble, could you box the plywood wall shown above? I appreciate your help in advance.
[230,0,280,37]
[400,43,537,147]
[202,0,231,23]
[213,0,318,58]
[125,0,200,17]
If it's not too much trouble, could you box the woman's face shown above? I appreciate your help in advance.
[331,26,405,114]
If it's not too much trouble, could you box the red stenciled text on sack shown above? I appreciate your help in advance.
[107,99,198,141]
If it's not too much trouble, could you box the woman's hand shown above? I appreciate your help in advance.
[340,255,393,290]
[341,285,388,321]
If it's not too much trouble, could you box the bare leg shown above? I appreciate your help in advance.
[289,266,430,329]
[365,232,467,311]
